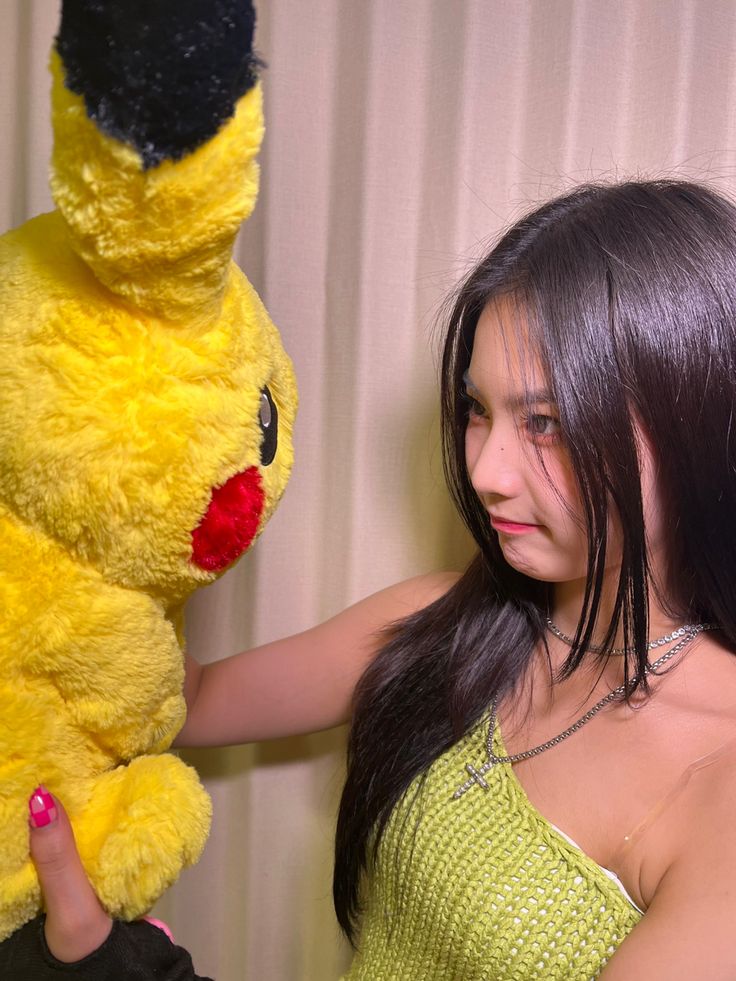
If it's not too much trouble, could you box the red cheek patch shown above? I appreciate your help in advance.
[191,467,264,572]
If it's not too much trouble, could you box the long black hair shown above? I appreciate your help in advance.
[334,180,736,942]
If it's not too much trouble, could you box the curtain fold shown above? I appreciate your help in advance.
[3,1,735,977]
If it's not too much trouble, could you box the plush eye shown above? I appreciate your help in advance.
[259,386,278,466]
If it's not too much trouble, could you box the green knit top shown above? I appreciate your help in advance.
[342,718,642,981]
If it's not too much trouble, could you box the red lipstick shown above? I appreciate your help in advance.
[490,516,540,535]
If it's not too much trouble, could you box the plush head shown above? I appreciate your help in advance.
[0,0,296,939]
[0,7,295,600]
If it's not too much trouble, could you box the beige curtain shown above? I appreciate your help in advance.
[3,1,736,978]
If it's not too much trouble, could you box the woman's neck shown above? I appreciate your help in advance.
[550,573,686,655]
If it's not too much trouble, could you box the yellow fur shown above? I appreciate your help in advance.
[50,51,263,325]
[0,52,297,937]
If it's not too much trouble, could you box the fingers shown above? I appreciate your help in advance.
[28,787,113,963]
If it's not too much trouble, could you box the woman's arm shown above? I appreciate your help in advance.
[599,769,736,980]
[177,571,459,747]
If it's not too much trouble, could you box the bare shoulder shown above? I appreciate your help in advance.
[677,736,736,851]
[325,570,462,639]
[650,664,736,884]
[601,720,736,979]
[356,570,461,621]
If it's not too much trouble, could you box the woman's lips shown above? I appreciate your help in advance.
[490,516,541,535]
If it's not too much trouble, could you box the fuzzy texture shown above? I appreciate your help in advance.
[0,18,296,940]
[49,50,264,326]
[57,0,259,168]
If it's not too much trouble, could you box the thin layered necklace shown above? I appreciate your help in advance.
[452,619,714,800]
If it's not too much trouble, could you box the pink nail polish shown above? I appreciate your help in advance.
[142,917,175,942]
[28,786,57,829]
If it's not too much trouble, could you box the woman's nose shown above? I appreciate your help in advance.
[467,427,522,500]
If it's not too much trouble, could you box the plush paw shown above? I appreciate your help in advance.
[73,755,212,919]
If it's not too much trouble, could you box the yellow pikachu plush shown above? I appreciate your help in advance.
[0,0,296,940]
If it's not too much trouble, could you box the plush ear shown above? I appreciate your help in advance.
[56,0,259,167]
[51,0,263,325]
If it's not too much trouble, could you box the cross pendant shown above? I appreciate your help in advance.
[452,761,493,799]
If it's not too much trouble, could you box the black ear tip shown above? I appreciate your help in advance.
[56,0,260,168]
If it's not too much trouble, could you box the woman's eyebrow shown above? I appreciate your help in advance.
[505,389,556,409]
[462,372,554,408]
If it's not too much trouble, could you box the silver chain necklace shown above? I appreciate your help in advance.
[545,618,701,656]
[452,622,714,800]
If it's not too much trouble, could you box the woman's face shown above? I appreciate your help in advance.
[464,299,668,591]
[464,299,593,585]
[464,300,673,639]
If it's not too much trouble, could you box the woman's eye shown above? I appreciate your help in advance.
[259,386,278,466]
[462,391,486,419]
[525,413,560,438]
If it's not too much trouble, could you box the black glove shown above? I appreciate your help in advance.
[0,916,213,981]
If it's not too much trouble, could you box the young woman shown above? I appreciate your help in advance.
[13,178,736,979]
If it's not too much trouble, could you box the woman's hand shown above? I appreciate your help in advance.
[28,786,113,962]
[21,787,211,980]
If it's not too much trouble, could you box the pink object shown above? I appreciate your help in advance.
[142,916,175,942]
[490,516,541,535]
[28,786,57,829]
